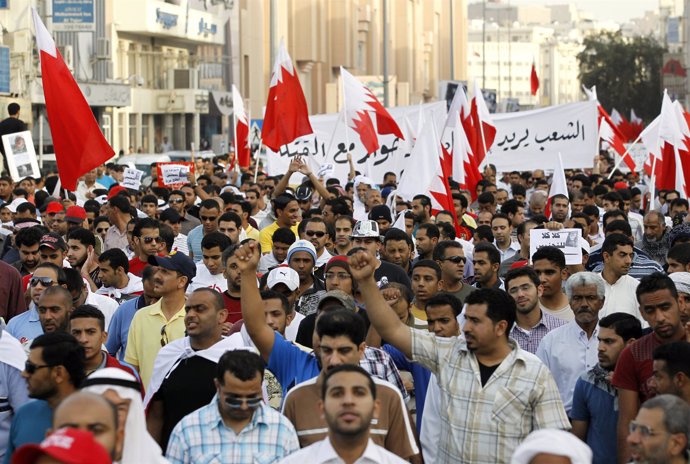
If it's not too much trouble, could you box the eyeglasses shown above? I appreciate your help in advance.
[25,360,54,375]
[160,325,169,347]
[305,230,326,238]
[96,227,109,233]
[170,199,185,204]
[443,256,466,264]
[30,276,56,288]
[224,396,263,409]
[142,236,162,244]
[325,272,351,280]
[200,216,218,223]
[629,421,661,438]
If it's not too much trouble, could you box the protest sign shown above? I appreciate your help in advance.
[489,101,599,171]
[530,228,583,265]
[1,130,41,182]
[157,162,194,189]
[121,167,144,191]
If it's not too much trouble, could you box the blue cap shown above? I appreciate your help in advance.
[148,252,196,281]
[287,239,317,264]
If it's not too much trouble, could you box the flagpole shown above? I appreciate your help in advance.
[649,155,658,211]
[607,131,644,179]
[324,109,345,165]
[232,90,239,177]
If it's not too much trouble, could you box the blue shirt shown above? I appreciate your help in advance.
[383,344,431,432]
[97,175,116,189]
[106,295,146,362]
[570,364,618,464]
[0,362,29,462]
[186,225,204,263]
[6,305,42,345]
[267,334,320,398]
[3,400,52,464]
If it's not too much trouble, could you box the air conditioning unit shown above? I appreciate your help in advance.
[96,38,110,59]
[57,45,74,72]
[167,68,198,89]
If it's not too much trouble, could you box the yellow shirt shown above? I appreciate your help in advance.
[410,304,427,322]
[258,221,299,254]
[124,297,186,388]
[245,225,260,241]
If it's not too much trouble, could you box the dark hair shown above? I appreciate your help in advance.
[260,290,291,315]
[141,194,158,205]
[272,227,297,246]
[384,228,413,248]
[604,219,632,236]
[437,222,456,240]
[158,224,174,253]
[98,248,129,274]
[491,212,511,226]
[413,194,431,208]
[8,103,20,115]
[16,202,36,215]
[93,216,110,228]
[216,349,264,383]
[511,184,527,198]
[478,191,495,205]
[417,223,440,240]
[432,240,462,261]
[551,193,569,204]
[602,233,634,258]
[583,204,600,218]
[142,265,156,282]
[66,228,96,248]
[531,246,566,269]
[464,288,517,338]
[321,364,376,400]
[412,259,442,280]
[83,200,101,215]
[108,195,131,214]
[273,194,296,215]
[325,198,353,217]
[34,262,67,284]
[201,231,232,251]
[636,272,678,303]
[603,209,626,227]
[316,308,366,346]
[602,191,624,210]
[30,333,85,387]
[517,219,537,238]
[199,199,221,212]
[191,287,225,311]
[426,292,463,317]
[69,304,105,331]
[667,243,690,266]
[62,267,85,295]
[670,198,690,210]
[15,226,44,248]
[219,211,242,228]
[504,266,541,289]
[599,313,643,342]
[501,199,522,217]
[222,244,241,266]
[453,192,468,209]
[132,218,160,238]
[474,225,494,242]
[653,342,690,379]
[474,242,501,265]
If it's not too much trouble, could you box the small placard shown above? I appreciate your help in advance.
[121,167,144,191]
[530,228,583,265]
[157,162,194,189]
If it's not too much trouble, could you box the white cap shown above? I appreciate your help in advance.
[4,198,29,214]
[669,272,690,295]
[511,429,592,464]
[267,265,300,291]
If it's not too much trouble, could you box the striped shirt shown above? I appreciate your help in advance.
[411,331,570,463]
[166,396,299,464]
[509,310,566,354]
[282,375,418,459]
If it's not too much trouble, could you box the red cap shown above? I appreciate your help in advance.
[107,185,128,200]
[45,201,65,215]
[12,427,112,464]
[65,206,87,223]
[614,181,628,190]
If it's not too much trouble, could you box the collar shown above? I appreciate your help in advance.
[29,303,40,322]
[316,437,384,462]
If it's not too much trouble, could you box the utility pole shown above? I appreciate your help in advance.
[383,0,389,107]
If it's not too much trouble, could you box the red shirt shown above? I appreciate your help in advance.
[221,291,243,324]
[128,257,148,277]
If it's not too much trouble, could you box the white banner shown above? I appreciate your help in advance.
[489,101,599,171]
[121,167,144,190]
[265,101,447,185]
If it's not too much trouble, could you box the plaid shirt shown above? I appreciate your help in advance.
[362,346,408,400]
[509,310,566,354]
[166,395,300,464]
[412,330,570,464]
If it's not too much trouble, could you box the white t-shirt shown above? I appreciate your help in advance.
[188,262,228,294]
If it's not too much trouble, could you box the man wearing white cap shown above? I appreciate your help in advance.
[668,272,690,326]
[287,239,325,316]
[266,265,304,342]
[511,429,592,464]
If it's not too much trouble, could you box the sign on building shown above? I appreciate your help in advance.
[0,46,9,95]
[52,0,96,31]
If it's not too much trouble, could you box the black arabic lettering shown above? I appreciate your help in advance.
[510,129,530,150]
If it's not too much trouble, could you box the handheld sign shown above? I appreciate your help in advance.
[530,228,583,265]
[157,162,194,189]
[121,168,144,191]
[1,130,41,182]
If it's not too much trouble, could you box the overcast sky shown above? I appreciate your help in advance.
[504,0,661,23]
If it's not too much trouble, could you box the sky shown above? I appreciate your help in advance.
[505,0,661,23]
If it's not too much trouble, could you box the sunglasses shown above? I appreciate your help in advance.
[305,230,326,238]
[443,256,466,264]
[170,199,185,204]
[96,227,109,233]
[200,216,218,223]
[224,396,263,409]
[30,276,56,288]
[25,360,54,375]
[160,325,169,347]
[142,236,162,244]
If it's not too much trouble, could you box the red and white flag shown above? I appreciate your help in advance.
[32,9,114,191]
[545,152,568,219]
[630,109,644,141]
[231,84,250,168]
[340,67,404,154]
[470,81,497,167]
[530,62,540,96]
[261,41,313,152]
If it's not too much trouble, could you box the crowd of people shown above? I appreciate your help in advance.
[1,145,690,464]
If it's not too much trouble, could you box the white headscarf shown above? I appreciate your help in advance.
[82,368,169,464]
[510,429,592,464]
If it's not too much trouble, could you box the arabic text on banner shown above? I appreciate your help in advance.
[530,228,584,266]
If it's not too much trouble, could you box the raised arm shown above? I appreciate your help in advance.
[272,158,300,198]
[236,241,275,362]
[297,161,334,201]
[348,250,412,358]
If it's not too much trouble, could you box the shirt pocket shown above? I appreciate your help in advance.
[491,386,529,425]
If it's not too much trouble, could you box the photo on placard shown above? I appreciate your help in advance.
[1,130,41,182]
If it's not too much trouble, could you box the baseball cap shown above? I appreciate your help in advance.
[159,208,182,224]
[266,265,300,291]
[286,239,317,264]
[613,181,629,190]
[148,252,196,282]
[12,427,112,464]
[5,198,29,214]
[368,205,392,223]
[40,233,67,251]
[107,185,128,200]
[351,220,381,238]
[65,206,87,224]
[318,289,356,312]
[295,184,313,202]
[45,201,65,215]
[13,218,41,230]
